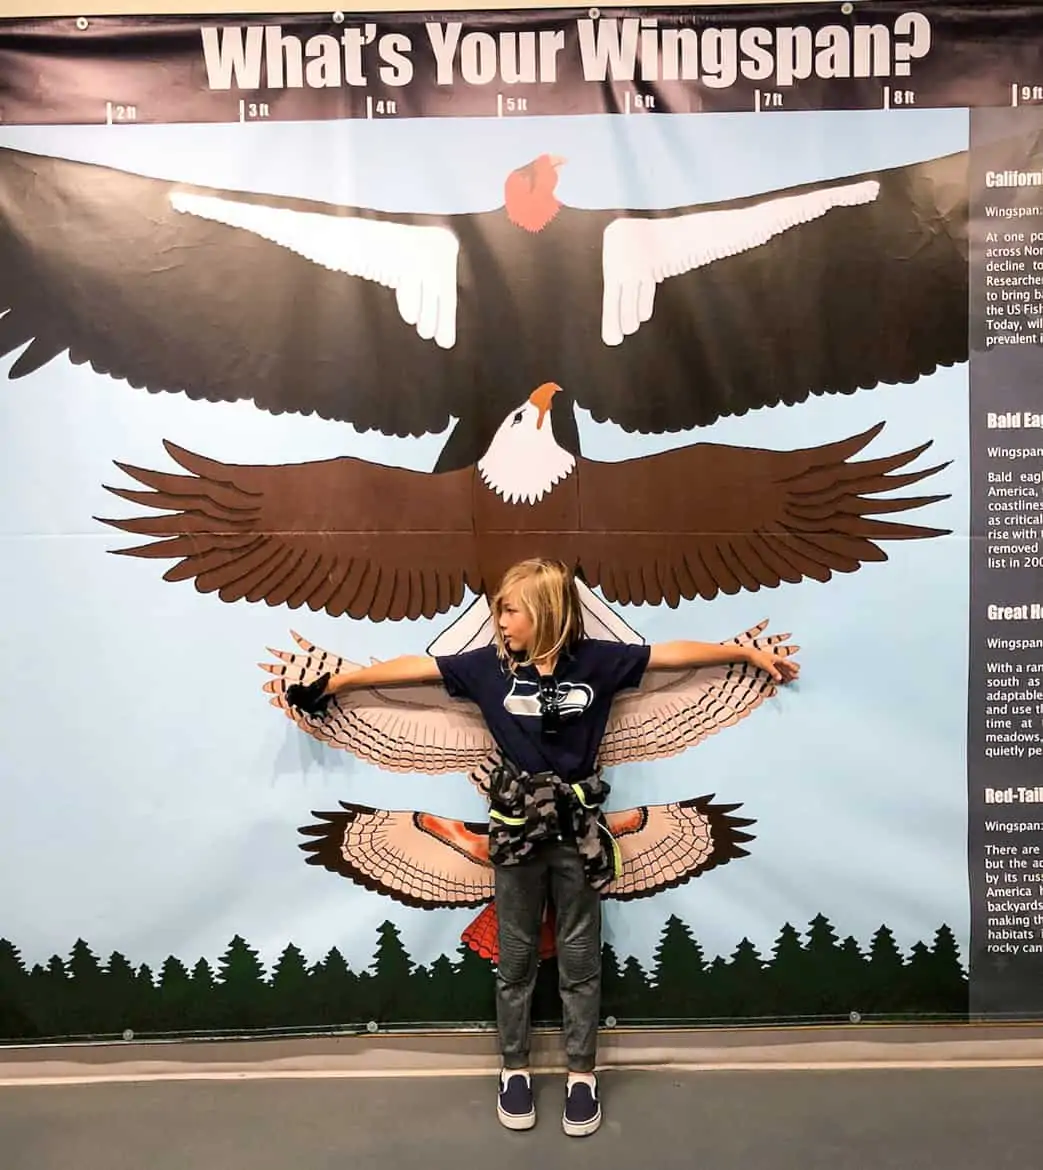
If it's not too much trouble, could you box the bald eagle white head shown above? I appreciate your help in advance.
[477,382,576,505]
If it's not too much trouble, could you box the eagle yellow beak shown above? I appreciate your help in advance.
[529,382,561,430]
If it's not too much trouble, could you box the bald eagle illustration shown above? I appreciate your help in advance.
[99,405,947,622]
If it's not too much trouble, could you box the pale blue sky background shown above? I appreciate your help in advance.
[0,108,970,984]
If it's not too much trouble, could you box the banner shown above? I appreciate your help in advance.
[2,3,1043,1041]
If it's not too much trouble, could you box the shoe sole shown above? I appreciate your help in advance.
[497,1102,536,1131]
[562,1108,601,1137]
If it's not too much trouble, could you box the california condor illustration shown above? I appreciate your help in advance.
[0,140,982,474]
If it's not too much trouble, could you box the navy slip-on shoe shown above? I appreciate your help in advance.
[563,1076,601,1137]
[497,1070,536,1131]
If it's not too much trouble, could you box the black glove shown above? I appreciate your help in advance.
[285,672,332,717]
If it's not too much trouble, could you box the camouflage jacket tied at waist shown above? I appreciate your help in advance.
[486,757,621,891]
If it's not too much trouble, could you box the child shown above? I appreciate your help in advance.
[286,558,799,1137]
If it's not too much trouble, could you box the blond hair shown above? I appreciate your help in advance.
[492,558,585,671]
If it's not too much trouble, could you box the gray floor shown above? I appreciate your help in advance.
[1,1068,1040,1169]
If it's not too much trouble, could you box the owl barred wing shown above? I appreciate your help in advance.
[604,796,755,900]
[261,632,496,774]
[598,621,796,767]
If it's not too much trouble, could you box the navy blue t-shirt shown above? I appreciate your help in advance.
[435,639,650,781]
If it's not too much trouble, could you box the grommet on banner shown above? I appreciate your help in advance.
[589,8,601,20]
[849,1010,862,1023]
[122,1028,134,1041]
[604,1015,618,1029]
[841,2,855,14]
[75,16,89,30]
[366,1019,379,1033]
[332,10,345,23]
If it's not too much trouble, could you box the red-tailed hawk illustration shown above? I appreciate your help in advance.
[267,621,788,959]
[0,139,993,472]
[299,796,755,964]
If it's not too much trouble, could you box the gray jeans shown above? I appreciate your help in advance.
[494,841,602,1073]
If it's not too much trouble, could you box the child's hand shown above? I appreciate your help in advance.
[746,648,800,684]
[285,672,332,716]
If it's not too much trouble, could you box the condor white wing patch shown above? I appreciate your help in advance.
[170,192,460,349]
[600,179,881,347]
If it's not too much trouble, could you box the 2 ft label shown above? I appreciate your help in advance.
[105,102,137,123]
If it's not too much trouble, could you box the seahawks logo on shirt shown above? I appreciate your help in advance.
[503,678,593,720]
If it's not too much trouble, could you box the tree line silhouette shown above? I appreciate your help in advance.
[0,914,967,1042]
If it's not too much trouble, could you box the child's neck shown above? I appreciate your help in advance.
[531,651,558,676]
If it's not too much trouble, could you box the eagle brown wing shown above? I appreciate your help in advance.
[97,443,480,621]
[572,422,949,606]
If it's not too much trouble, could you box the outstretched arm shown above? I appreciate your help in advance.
[285,655,444,716]
[649,640,800,684]
[326,656,444,694]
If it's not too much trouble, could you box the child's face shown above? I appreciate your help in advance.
[497,587,535,654]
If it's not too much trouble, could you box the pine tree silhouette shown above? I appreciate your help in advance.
[67,939,106,1032]
[311,947,358,1025]
[409,962,432,1021]
[369,922,415,1022]
[926,924,968,1015]
[35,955,70,1035]
[135,964,157,1031]
[0,915,973,1039]
[652,915,707,1018]
[269,944,313,1027]
[700,955,729,1018]
[618,955,650,1018]
[600,943,625,1021]
[765,923,807,1017]
[158,956,194,1031]
[865,925,905,1013]
[190,955,217,1030]
[353,969,377,1023]
[100,952,140,1034]
[803,914,845,1014]
[68,939,103,984]
[449,944,495,1022]
[425,954,457,1023]
[215,936,268,1027]
[721,938,765,1018]
[0,939,31,1039]
[23,964,51,1037]
[902,941,935,1011]
[837,936,867,1013]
